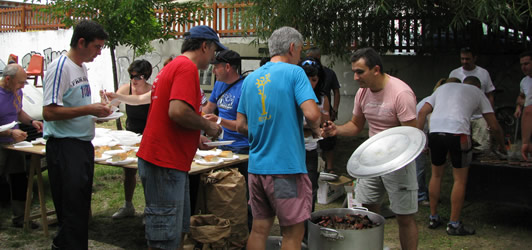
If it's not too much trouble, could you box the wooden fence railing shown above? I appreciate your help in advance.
[0,5,65,32]
[154,2,255,37]
[1,3,530,53]
[0,3,255,36]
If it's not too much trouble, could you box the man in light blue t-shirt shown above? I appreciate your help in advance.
[236,26,321,249]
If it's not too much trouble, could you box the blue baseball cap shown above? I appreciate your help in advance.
[186,25,227,51]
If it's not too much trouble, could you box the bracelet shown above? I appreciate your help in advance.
[216,116,222,125]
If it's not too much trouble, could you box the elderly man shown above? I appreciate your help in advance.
[135,25,224,250]
[42,20,111,250]
[0,64,43,229]
[449,47,496,153]
[236,26,321,249]
[417,78,506,236]
[322,47,419,250]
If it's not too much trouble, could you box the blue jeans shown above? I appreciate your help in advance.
[415,152,428,201]
[138,158,191,250]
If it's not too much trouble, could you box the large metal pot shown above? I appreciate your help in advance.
[308,207,385,250]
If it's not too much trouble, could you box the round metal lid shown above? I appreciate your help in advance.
[347,126,426,178]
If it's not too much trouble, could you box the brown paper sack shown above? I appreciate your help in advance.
[200,168,249,250]
[189,214,231,249]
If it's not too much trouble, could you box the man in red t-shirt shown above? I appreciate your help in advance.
[136,25,225,250]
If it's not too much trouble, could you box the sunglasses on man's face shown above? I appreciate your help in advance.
[130,74,144,80]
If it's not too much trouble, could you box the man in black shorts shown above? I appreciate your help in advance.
[417,79,506,236]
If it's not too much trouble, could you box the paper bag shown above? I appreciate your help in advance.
[200,168,249,250]
[189,214,231,249]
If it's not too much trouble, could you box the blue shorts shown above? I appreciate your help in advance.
[138,157,191,250]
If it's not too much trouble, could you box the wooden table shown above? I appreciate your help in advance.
[467,157,532,208]
[3,144,248,236]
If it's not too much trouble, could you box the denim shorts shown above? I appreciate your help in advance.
[138,157,191,250]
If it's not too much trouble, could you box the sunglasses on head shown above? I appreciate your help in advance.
[130,74,144,80]
[301,60,317,66]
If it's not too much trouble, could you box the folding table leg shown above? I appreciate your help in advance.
[34,155,49,237]
[23,158,36,232]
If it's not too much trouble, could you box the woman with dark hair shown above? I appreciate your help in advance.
[299,58,330,211]
[111,59,152,219]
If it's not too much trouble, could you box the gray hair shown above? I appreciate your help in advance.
[268,26,303,57]
[3,64,19,78]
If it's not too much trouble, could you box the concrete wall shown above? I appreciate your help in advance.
[1,29,523,124]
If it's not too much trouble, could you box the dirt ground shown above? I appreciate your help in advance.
[1,133,532,249]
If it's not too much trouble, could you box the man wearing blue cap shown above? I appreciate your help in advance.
[136,25,224,249]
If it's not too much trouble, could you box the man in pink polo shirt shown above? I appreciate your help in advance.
[322,47,418,250]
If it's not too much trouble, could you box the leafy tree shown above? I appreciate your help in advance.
[241,0,532,57]
[39,0,204,129]
[41,0,204,91]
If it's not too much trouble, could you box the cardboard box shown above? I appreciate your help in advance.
[317,176,353,204]
[344,183,362,208]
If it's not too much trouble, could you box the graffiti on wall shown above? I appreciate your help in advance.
[18,46,168,87]
[116,48,164,86]
[21,48,68,71]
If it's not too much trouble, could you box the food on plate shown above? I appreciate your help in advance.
[110,145,122,150]
[219,151,233,158]
[95,150,104,158]
[95,145,110,152]
[134,143,141,147]
[94,146,110,158]
[126,150,137,158]
[112,152,128,162]
[203,155,219,162]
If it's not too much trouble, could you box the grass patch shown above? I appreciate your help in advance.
[1,127,531,249]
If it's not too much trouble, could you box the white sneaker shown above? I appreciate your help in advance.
[112,206,135,219]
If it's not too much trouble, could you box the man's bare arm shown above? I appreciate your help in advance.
[168,99,220,137]
[236,112,248,136]
[43,103,111,121]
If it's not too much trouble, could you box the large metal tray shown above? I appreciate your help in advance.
[347,126,426,178]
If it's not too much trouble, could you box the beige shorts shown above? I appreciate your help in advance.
[354,162,418,215]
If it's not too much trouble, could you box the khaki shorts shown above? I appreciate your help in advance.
[354,162,418,215]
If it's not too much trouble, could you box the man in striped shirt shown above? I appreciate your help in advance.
[42,20,111,250]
